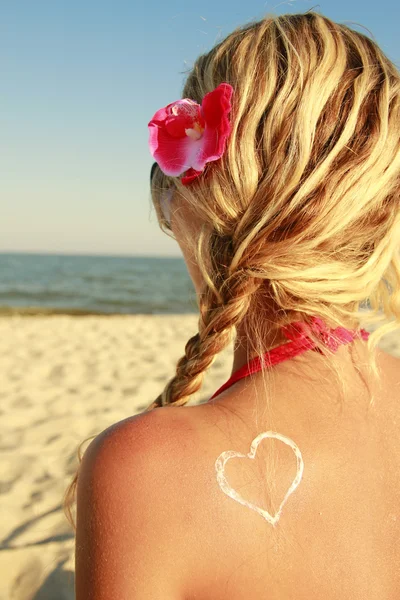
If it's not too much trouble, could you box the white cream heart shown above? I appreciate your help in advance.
[215,431,304,526]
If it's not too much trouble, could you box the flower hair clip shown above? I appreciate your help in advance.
[148,83,233,185]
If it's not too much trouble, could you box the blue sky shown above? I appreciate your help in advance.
[2,0,398,257]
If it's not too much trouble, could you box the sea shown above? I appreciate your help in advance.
[0,253,197,315]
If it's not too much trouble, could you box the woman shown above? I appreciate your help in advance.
[66,12,400,599]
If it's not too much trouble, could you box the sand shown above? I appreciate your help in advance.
[1,314,399,600]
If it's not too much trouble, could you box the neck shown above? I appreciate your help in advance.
[232,321,290,375]
[231,314,365,378]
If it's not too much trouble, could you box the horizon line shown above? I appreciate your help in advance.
[0,249,183,259]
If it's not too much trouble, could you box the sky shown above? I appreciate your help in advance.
[1,0,399,257]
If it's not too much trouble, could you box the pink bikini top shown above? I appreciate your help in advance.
[210,316,370,400]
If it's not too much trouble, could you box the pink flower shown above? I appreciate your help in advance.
[148,83,233,185]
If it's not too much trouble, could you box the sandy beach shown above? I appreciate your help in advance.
[0,314,233,600]
[1,313,399,600]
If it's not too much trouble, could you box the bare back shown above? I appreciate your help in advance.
[172,342,400,600]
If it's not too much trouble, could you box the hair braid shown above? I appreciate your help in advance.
[145,235,262,411]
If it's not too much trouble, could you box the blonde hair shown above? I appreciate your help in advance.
[64,11,400,528]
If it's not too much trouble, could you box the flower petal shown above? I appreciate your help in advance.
[149,124,202,177]
[201,83,233,161]
[202,83,233,131]
[181,168,203,185]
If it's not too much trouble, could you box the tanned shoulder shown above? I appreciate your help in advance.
[75,405,199,600]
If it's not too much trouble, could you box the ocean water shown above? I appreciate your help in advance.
[0,253,197,315]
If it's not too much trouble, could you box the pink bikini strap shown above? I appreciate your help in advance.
[210,317,369,400]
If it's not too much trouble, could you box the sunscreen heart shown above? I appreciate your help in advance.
[215,431,304,526]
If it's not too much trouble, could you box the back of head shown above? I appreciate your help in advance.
[149,11,400,410]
